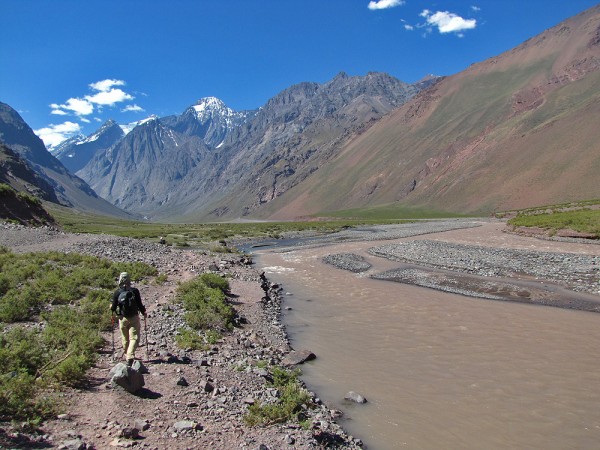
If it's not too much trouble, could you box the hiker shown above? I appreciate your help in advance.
[111,272,147,366]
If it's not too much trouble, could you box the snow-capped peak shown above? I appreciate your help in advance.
[120,115,159,135]
[192,97,231,117]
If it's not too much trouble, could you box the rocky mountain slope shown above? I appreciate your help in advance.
[0,142,58,203]
[0,102,132,219]
[78,118,212,214]
[78,72,435,219]
[51,119,124,173]
[0,143,57,225]
[261,4,600,218]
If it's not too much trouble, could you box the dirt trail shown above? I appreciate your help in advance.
[0,224,362,450]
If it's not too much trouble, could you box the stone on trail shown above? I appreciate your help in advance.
[110,362,145,393]
[344,391,367,404]
[173,420,202,432]
[176,376,189,386]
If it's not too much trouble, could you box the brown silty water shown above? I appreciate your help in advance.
[254,222,600,450]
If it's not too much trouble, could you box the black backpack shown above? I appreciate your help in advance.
[116,288,138,317]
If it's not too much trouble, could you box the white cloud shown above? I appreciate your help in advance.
[471,6,481,12]
[368,0,404,11]
[122,104,145,113]
[404,24,414,31]
[80,117,91,124]
[85,88,133,106]
[89,79,126,92]
[50,108,68,116]
[420,10,476,34]
[50,98,94,116]
[34,121,82,147]
[47,78,137,120]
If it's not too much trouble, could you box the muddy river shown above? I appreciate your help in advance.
[253,222,600,450]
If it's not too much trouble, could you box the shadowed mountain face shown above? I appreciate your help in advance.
[0,102,132,219]
[258,5,600,218]
[0,142,58,203]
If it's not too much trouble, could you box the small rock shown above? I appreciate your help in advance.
[199,380,214,393]
[176,376,189,386]
[173,420,202,432]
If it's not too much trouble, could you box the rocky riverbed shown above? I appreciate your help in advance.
[320,222,600,313]
[0,222,363,450]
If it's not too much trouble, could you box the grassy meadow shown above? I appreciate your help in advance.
[505,200,600,237]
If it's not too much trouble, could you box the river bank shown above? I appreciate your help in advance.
[0,222,363,449]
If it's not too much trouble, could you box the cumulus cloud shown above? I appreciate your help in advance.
[368,0,404,10]
[49,79,135,117]
[50,98,94,116]
[420,10,477,34]
[89,79,126,92]
[34,121,82,148]
[122,104,145,113]
[85,88,133,106]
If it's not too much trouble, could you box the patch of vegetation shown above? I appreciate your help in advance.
[16,191,41,206]
[154,273,169,285]
[505,200,600,238]
[174,274,234,334]
[0,249,156,422]
[244,366,313,426]
[46,203,431,246]
[0,183,14,196]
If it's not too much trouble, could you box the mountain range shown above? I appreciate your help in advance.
[1,5,599,222]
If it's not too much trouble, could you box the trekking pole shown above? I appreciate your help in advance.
[144,315,149,361]
[111,313,115,362]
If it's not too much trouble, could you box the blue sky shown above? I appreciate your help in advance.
[1,0,598,147]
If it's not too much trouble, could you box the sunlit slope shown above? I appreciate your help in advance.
[264,6,600,218]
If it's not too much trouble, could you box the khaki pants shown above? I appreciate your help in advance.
[119,314,141,361]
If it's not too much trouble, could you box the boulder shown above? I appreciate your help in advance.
[344,391,367,404]
[282,350,316,366]
[110,362,145,393]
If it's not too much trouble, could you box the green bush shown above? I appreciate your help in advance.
[175,275,235,332]
[244,366,312,426]
[199,273,230,293]
[175,328,207,350]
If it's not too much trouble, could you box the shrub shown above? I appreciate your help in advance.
[175,275,235,332]
[244,366,312,426]
[199,273,230,293]
[175,328,207,350]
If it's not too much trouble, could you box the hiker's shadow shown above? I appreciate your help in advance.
[227,293,244,306]
[134,388,162,399]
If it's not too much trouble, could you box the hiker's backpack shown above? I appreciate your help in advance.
[116,289,138,317]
